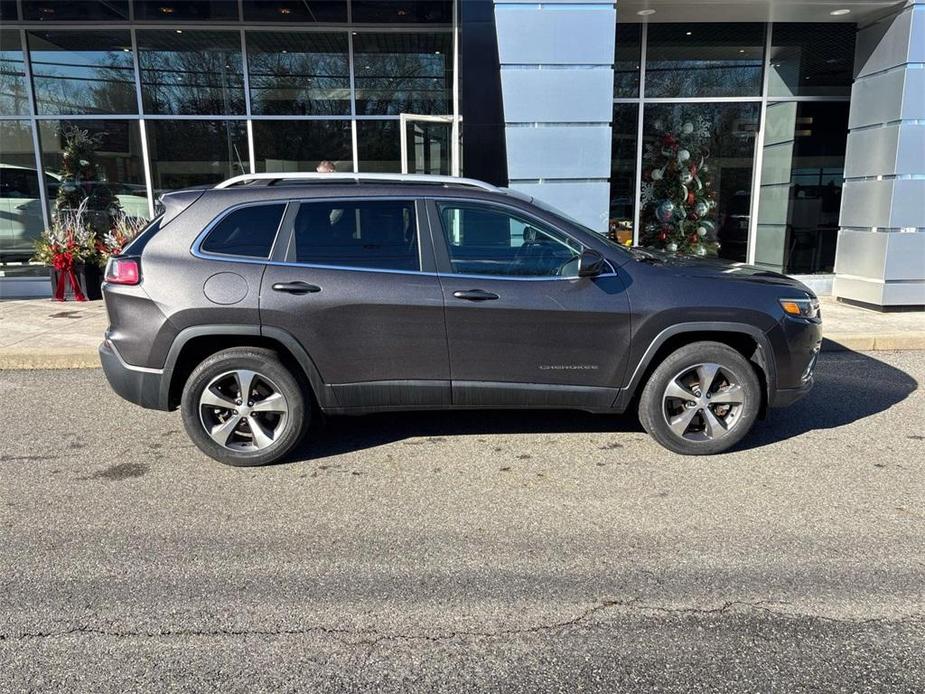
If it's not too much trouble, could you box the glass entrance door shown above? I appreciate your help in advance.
[399,114,458,176]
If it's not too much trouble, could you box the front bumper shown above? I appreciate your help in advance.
[766,315,822,408]
[99,339,167,410]
[770,376,814,408]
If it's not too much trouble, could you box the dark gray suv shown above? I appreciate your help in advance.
[99,173,822,466]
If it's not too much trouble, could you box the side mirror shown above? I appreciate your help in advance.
[577,249,605,278]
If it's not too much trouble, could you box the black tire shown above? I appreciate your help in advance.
[638,341,761,455]
[180,347,308,467]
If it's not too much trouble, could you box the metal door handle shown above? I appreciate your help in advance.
[453,289,499,301]
[272,281,321,295]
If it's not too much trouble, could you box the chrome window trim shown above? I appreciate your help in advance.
[191,195,617,280]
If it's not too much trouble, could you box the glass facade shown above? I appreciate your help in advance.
[0,9,857,282]
[0,1,455,279]
[611,21,854,273]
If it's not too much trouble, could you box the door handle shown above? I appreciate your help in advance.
[453,289,499,301]
[272,281,321,295]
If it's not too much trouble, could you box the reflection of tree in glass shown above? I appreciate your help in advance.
[354,35,452,116]
[0,46,30,114]
[30,49,135,114]
[148,121,248,191]
[138,34,245,115]
[248,37,351,116]
[645,57,762,98]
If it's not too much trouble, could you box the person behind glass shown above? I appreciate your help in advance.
[316,160,336,173]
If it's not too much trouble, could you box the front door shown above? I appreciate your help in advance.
[260,198,450,408]
[429,200,632,409]
[400,114,458,176]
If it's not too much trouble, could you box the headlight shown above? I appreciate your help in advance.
[779,296,820,320]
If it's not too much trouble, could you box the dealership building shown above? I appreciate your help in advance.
[0,0,922,308]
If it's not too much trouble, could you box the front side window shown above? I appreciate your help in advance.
[292,200,419,271]
[201,203,285,258]
[438,204,583,278]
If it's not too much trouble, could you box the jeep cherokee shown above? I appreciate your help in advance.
[99,173,822,466]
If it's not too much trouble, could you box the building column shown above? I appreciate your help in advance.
[491,1,616,232]
[833,0,925,308]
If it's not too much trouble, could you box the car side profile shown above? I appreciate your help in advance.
[99,173,822,466]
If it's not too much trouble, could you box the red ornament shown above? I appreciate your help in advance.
[658,230,668,242]
[686,191,695,205]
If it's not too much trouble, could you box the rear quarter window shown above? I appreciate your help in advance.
[201,203,286,259]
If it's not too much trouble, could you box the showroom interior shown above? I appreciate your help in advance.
[0,0,922,307]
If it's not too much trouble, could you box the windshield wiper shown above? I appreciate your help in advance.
[629,247,664,264]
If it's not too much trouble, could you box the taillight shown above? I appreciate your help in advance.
[105,257,141,285]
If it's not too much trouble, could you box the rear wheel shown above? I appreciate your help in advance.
[638,341,761,455]
[180,347,307,466]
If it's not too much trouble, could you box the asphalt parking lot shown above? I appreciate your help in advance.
[1,350,923,692]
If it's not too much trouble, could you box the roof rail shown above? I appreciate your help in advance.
[213,172,500,192]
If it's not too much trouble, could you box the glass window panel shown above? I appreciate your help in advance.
[755,101,849,274]
[0,30,30,116]
[437,203,582,277]
[351,1,453,23]
[0,121,46,266]
[137,30,245,115]
[355,120,401,172]
[134,1,238,21]
[247,31,350,115]
[202,203,285,258]
[609,104,638,246]
[645,23,765,98]
[37,119,148,223]
[769,23,856,98]
[292,200,420,271]
[613,22,641,98]
[404,119,451,175]
[22,1,129,21]
[640,103,760,263]
[28,30,136,115]
[252,120,353,173]
[242,1,347,22]
[0,1,19,21]
[145,120,248,193]
[353,32,453,115]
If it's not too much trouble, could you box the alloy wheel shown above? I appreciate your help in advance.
[661,362,746,442]
[198,369,289,451]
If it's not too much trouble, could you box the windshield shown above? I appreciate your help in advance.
[503,189,633,256]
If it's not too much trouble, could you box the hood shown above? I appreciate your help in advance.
[634,249,814,295]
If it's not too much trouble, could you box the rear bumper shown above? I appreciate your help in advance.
[99,339,168,410]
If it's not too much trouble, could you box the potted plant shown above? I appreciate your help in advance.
[33,125,126,301]
[34,202,101,301]
[96,211,147,265]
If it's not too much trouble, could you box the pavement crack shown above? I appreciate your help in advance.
[2,602,920,646]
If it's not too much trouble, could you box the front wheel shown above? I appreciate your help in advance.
[180,347,308,467]
[638,341,761,455]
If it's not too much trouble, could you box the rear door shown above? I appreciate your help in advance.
[428,199,632,409]
[260,197,450,408]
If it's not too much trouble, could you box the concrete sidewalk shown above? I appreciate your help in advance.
[0,296,923,370]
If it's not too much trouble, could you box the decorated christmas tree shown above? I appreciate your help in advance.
[640,115,720,256]
[54,125,121,236]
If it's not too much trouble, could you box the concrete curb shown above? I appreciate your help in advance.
[821,334,925,353]
[2,333,924,370]
[0,351,101,370]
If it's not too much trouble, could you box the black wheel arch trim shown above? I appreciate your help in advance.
[157,324,334,411]
[613,321,777,411]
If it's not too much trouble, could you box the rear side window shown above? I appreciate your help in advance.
[291,200,419,271]
[201,203,285,258]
